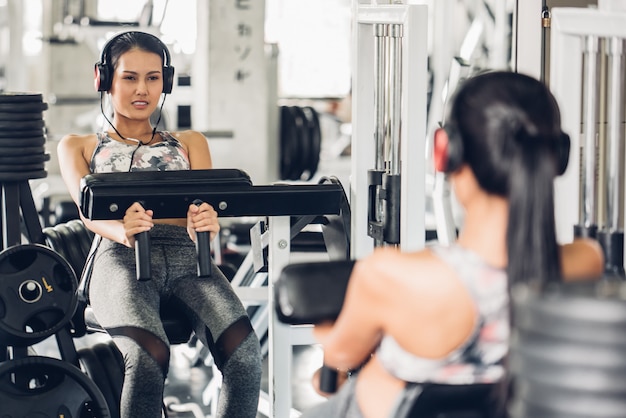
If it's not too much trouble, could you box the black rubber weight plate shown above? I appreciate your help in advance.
[0,120,45,131]
[0,129,44,139]
[0,163,45,172]
[0,136,46,147]
[0,170,47,180]
[0,93,43,103]
[0,153,50,164]
[0,112,43,121]
[0,102,48,113]
[0,146,45,156]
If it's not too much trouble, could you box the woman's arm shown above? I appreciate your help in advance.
[57,134,148,247]
[176,130,220,241]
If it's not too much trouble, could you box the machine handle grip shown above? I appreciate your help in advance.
[135,231,151,281]
[193,199,212,278]
[319,365,338,394]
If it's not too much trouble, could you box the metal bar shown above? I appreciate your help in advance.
[388,23,403,175]
[606,36,625,231]
[374,23,388,171]
[581,35,599,227]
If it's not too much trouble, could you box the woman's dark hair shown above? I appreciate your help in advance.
[447,71,565,287]
[106,31,168,71]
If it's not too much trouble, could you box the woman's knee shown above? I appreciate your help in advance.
[109,326,171,377]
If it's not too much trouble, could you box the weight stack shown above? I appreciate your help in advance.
[509,281,626,418]
[0,93,49,181]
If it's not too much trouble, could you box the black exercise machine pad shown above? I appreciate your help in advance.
[275,259,355,325]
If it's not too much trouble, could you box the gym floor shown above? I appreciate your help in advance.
[31,306,327,418]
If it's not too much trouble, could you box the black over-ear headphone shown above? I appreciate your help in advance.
[442,123,571,176]
[441,123,465,174]
[94,31,175,94]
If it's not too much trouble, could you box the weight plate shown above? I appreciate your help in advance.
[0,244,77,346]
[79,347,120,418]
[513,283,626,346]
[0,102,48,113]
[513,377,626,417]
[93,341,125,397]
[0,136,46,147]
[509,398,603,418]
[0,129,44,138]
[0,92,43,103]
[0,356,110,417]
[512,331,626,370]
[510,348,626,393]
[0,163,46,172]
[0,111,43,121]
[280,106,303,181]
[0,170,47,181]
[0,119,45,131]
[292,106,311,180]
[0,146,45,156]
[0,153,50,164]
[302,106,321,180]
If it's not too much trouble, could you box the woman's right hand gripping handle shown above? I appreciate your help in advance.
[124,201,154,281]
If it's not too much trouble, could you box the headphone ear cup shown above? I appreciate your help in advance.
[94,62,111,92]
[162,66,175,94]
[444,127,464,173]
[557,132,571,175]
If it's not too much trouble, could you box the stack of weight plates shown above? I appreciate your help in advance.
[0,93,49,181]
[509,280,626,418]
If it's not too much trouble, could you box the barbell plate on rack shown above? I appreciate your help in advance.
[0,244,77,347]
[0,153,50,164]
[0,170,48,181]
[291,106,310,180]
[0,111,44,121]
[0,136,46,147]
[0,119,46,131]
[0,146,46,156]
[0,163,46,172]
[79,346,121,418]
[0,93,44,103]
[0,129,44,139]
[0,102,48,112]
[0,356,110,417]
[302,106,322,180]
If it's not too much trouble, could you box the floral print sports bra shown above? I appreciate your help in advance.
[90,131,191,173]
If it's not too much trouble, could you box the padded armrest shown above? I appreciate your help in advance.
[275,259,355,325]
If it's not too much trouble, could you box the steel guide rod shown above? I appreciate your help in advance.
[388,23,403,176]
[605,37,624,232]
[581,35,599,229]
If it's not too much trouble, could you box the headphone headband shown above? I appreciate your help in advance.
[439,122,570,176]
[94,31,174,94]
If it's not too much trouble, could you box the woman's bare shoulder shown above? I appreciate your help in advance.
[168,130,206,143]
[58,133,97,147]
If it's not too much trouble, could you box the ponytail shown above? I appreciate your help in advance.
[506,137,562,287]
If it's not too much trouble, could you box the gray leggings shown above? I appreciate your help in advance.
[89,224,262,418]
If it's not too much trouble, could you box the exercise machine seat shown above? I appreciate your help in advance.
[275,260,503,418]
[42,220,192,343]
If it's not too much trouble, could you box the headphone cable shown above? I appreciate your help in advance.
[100,92,167,145]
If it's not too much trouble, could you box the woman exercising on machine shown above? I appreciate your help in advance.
[303,71,604,418]
[57,31,262,418]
